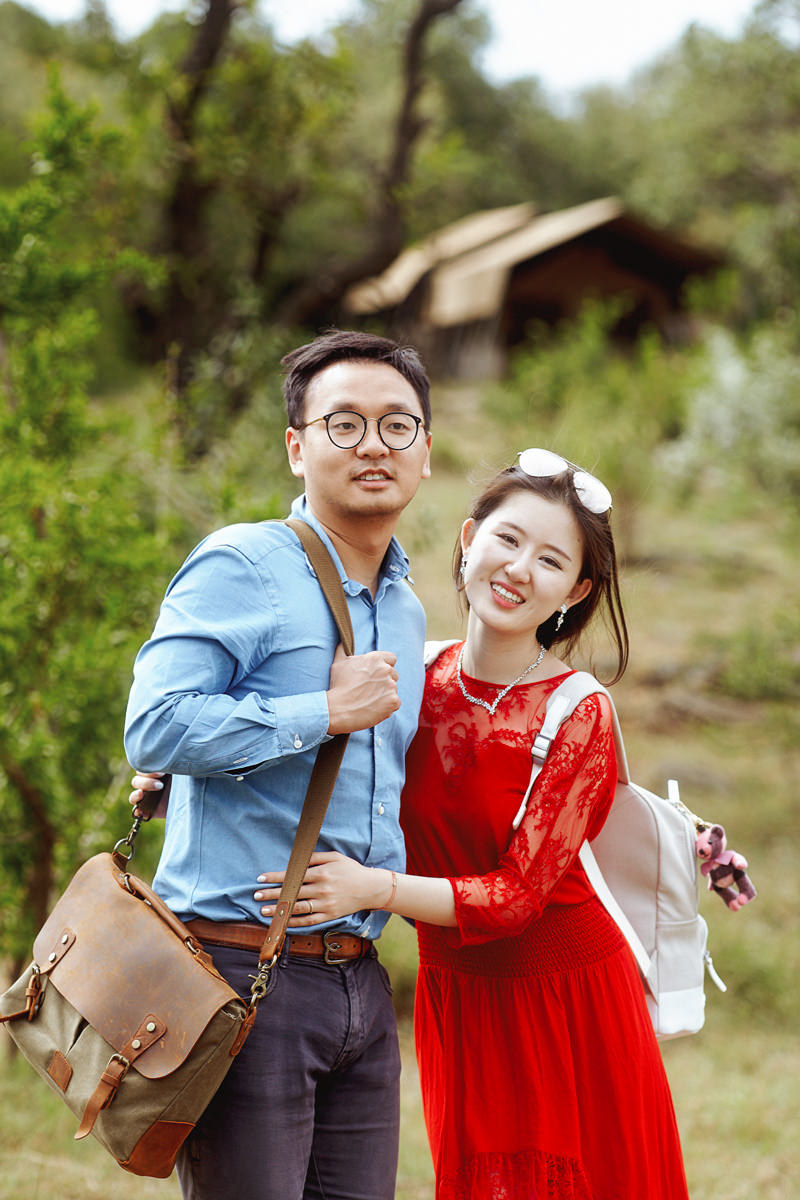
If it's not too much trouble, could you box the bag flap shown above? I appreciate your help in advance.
[33,853,243,1079]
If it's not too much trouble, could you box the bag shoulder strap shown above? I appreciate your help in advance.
[256,519,355,966]
[533,670,631,783]
[285,517,354,653]
[124,518,356,987]
[578,845,654,985]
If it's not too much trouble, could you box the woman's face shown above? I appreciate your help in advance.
[460,490,592,640]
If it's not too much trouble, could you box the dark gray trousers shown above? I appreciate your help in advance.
[176,941,401,1200]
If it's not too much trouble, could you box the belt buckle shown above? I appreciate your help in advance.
[323,931,350,965]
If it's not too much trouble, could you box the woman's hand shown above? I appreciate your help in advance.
[254,851,393,926]
[129,771,170,819]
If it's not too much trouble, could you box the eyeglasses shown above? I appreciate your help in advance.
[298,410,426,450]
[518,448,612,514]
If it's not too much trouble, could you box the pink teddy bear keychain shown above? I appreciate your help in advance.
[695,824,757,911]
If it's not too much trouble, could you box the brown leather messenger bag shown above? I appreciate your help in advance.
[0,518,354,1177]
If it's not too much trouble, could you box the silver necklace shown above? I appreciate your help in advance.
[456,643,546,716]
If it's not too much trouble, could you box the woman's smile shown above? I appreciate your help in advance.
[490,581,524,607]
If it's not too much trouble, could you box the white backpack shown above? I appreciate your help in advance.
[514,670,727,1039]
[423,644,726,1040]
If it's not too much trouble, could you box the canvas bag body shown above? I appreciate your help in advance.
[1,851,248,1177]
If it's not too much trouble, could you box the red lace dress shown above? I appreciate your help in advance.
[401,643,689,1200]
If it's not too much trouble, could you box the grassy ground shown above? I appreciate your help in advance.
[2,381,798,1197]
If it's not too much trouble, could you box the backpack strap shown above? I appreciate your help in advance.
[578,843,654,985]
[511,671,630,831]
[511,671,657,990]
[539,671,632,783]
[424,638,459,669]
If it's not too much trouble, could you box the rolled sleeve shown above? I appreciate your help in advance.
[272,690,331,756]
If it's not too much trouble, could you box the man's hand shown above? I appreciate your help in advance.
[326,644,400,734]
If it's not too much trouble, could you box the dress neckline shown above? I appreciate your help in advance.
[452,644,574,692]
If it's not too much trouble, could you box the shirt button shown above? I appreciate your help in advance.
[376,736,383,748]
[236,776,244,782]
[293,735,303,749]
[378,804,385,815]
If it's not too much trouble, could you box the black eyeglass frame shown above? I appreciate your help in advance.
[296,410,426,451]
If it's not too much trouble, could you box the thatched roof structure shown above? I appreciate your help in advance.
[344,198,723,377]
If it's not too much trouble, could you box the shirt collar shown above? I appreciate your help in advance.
[288,495,412,590]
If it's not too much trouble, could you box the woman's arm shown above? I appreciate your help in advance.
[255,694,616,934]
[254,852,458,927]
[448,692,616,943]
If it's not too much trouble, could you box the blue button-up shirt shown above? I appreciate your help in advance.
[124,497,426,939]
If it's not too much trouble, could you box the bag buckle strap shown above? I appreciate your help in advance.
[75,1053,130,1140]
[0,964,43,1025]
[531,732,552,764]
[74,1014,167,1141]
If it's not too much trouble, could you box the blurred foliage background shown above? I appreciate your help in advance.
[0,0,799,1195]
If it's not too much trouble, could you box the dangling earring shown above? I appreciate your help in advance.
[459,556,468,581]
[555,604,567,632]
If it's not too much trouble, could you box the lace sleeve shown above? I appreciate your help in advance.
[448,693,616,946]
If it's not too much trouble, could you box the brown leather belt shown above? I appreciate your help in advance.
[186,918,372,964]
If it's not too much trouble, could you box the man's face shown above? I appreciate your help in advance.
[286,361,432,531]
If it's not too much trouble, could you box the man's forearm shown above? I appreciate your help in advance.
[124,686,330,775]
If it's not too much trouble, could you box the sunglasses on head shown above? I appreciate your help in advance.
[518,448,612,515]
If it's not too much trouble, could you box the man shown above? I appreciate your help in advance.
[124,330,432,1199]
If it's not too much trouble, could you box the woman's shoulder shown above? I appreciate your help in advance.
[553,676,616,747]
[421,641,462,714]
[526,669,615,744]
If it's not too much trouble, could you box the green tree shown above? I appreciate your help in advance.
[573,6,800,319]
[657,321,800,511]
[0,81,168,972]
[107,0,466,454]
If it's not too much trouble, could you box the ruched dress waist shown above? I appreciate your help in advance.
[416,896,627,978]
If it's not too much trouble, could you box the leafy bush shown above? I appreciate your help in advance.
[487,302,704,551]
[657,323,800,511]
[705,610,800,703]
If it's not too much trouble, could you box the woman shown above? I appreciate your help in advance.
[254,449,689,1199]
